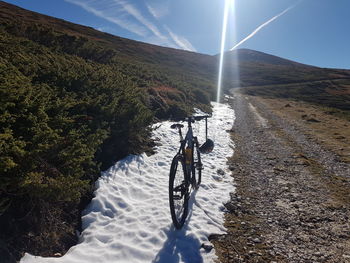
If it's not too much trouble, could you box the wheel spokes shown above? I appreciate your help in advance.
[173,182,186,200]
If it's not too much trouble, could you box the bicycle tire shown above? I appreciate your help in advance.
[169,154,189,229]
[192,144,202,188]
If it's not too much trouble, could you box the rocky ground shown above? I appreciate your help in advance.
[212,91,350,263]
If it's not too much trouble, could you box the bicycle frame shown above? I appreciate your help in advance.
[175,118,200,187]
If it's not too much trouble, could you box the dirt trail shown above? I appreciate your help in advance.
[212,91,350,263]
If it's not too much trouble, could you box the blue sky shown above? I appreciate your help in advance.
[4,0,350,69]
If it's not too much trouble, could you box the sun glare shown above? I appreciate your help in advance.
[216,0,237,103]
[216,0,230,103]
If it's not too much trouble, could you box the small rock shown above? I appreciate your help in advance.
[201,243,213,252]
[293,204,299,209]
[53,253,62,257]
[336,136,346,140]
[314,251,323,257]
[208,234,223,241]
[253,238,262,243]
[217,168,225,175]
[307,118,320,123]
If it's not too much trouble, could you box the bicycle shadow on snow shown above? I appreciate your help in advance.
[152,190,204,263]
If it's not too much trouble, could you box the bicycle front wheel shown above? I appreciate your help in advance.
[169,154,189,229]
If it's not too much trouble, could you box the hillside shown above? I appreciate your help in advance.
[2,1,350,106]
[1,1,350,261]
[220,49,350,113]
[0,0,217,116]
[221,49,350,87]
[2,1,350,101]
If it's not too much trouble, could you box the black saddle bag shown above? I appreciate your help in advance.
[199,139,214,154]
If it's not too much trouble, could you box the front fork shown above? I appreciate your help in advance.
[184,138,200,187]
[184,147,193,184]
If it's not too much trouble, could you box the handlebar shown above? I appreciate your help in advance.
[171,114,212,123]
[171,114,211,140]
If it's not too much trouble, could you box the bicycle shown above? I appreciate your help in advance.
[169,115,214,229]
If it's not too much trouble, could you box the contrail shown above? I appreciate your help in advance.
[230,1,301,50]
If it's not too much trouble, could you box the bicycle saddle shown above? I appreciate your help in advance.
[170,124,184,129]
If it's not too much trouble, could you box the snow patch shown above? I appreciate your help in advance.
[21,102,235,263]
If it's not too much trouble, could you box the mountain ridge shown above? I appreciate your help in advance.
[223,48,313,67]
[2,1,349,72]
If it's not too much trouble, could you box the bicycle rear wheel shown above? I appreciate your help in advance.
[192,144,202,188]
[169,154,188,229]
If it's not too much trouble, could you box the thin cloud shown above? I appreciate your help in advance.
[146,4,160,19]
[65,0,194,51]
[120,1,167,41]
[65,0,147,36]
[230,2,301,50]
[146,1,169,19]
[165,26,197,52]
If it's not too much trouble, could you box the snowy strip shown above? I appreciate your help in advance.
[21,102,235,263]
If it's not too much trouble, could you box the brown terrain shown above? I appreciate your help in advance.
[212,90,350,263]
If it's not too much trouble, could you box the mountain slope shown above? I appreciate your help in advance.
[221,49,350,88]
[1,0,350,104]
[220,49,350,112]
[2,0,349,99]
[229,48,307,66]
[0,0,217,112]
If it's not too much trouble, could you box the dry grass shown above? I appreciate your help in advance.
[257,97,350,163]
[255,96,350,207]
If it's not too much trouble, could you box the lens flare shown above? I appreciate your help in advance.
[216,0,232,103]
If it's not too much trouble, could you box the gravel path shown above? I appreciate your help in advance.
[212,91,350,263]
